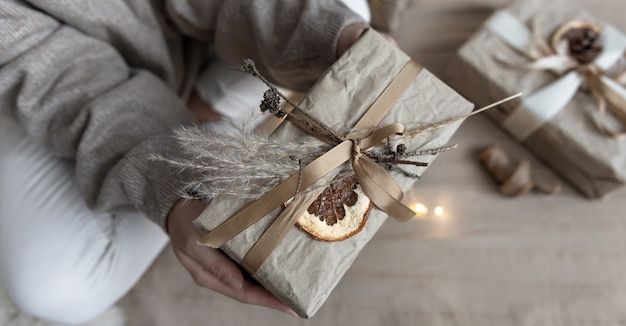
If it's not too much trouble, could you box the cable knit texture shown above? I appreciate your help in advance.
[0,0,364,229]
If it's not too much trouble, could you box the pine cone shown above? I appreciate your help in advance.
[552,21,603,65]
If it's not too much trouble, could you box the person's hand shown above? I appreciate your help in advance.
[167,199,298,317]
[336,23,398,58]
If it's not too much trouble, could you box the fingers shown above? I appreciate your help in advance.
[381,33,398,47]
[337,23,369,57]
[237,281,298,316]
[168,199,297,316]
[174,248,297,316]
[188,244,244,291]
[337,23,399,58]
[175,249,239,292]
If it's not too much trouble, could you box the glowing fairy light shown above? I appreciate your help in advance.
[413,202,428,218]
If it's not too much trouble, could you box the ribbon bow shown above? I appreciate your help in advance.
[486,10,626,140]
[197,60,423,274]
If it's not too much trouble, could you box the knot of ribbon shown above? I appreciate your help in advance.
[351,138,363,159]
[196,60,424,274]
[486,10,626,140]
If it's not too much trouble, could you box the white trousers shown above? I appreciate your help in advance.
[0,118,169,325]
[0,2,370,324]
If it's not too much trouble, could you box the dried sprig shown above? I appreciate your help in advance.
[401,93,523,140]
[241,59,344,143]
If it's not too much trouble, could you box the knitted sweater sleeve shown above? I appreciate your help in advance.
[167,0,366,91]
[0,0,363,230]
[0,0,194,229]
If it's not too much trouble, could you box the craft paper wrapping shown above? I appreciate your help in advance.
[449,0,626,198]
[193,30,473,318]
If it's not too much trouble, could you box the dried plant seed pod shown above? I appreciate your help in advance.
[260,89,283,117]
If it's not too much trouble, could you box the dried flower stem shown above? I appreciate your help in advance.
[376,159,429,167]
[241,59,300,109]
[240,59,344,143]
[401,144,459,157]
[389,166,422,179]
[404,93,523,139]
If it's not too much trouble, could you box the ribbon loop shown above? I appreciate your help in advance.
[352,156,415,222]
[348,122,412,222]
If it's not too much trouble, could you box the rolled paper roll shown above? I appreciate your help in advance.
[478,144,536,197]
[479,144,562,196]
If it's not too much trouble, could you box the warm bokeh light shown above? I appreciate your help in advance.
[413,203,428,218]
[434,206,444,217]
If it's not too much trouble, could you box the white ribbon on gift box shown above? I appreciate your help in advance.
[484,10,626,141]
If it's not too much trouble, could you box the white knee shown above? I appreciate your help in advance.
[2,256,115,325]
[1,212,167,325]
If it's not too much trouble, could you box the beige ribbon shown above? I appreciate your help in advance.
[198,60,423,274]
[582,64,626,138]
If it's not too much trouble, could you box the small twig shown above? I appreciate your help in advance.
[470,93,523,117]
[385,136,394,156]
[375,159,429,167]
[388,166,422,179]
[240,59,344,144]
[404,93,523,139]
[241,59,301,109]
[368,144,458,162]
[402,144,459,157]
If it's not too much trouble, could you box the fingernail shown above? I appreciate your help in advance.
[287,309,299,318]
[221,274,242,290]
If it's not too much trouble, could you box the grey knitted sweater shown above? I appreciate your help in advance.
[0,0,363,229]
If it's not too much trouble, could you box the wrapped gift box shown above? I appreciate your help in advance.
[449,0,626,198]
[192,30,473,317]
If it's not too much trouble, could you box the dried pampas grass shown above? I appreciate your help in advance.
[153,120,350,201]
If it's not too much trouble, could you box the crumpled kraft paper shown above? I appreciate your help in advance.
[450,0,626,198]
[193,30,473,318]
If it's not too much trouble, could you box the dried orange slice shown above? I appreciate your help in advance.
[296,175,371,242]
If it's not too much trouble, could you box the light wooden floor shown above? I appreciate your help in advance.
[119,1,626,325]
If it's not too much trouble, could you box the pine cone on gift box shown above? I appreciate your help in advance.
[552,21,603,64]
